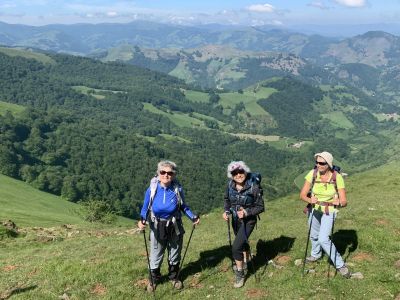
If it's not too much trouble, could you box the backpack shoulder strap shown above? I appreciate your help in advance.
[147,175,159,213]
[311,167,318,187]
[172,180,184,209]
[331,170,338,192]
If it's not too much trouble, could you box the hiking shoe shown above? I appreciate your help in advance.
[146,282,156,293]
[338,266,351,278]
[233,270,245,288]
[305,256,320,263]
[171,279,183,290]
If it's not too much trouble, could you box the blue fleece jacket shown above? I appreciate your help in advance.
[140,182,196,221]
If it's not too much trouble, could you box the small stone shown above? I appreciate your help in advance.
[350,272,364,279]
[368,207,376,211]
[59,293,70,300]
[294,259,302,266]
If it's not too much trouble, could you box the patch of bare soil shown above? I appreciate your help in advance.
[3,265,18,272]
[90,283,107,296]
[275,255,291,265]
[134,278,148,289]
[245,288,268,299]
[375,219,389,226]
[188,275,203,289]
[351,252,374,262]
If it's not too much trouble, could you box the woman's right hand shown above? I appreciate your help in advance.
[222,212,229,221]
[310,195,318,204]
[137,220,146,230]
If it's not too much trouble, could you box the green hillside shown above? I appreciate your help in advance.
[1,161,399,299]
[0,174,131,227]
[0,47,56,65]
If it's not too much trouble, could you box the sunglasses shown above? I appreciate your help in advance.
[315,161,328,166]
[159,170,175,176]
[231,169,245,176]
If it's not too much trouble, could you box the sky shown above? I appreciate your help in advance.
[1,0,400,27]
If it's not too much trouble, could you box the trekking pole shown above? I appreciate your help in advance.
[176,224,196,281]
[327,211,336,280]
[302,206,314,277]
[226,215,235,271]
[142,228,156,300]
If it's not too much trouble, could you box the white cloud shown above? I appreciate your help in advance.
[333,0,367,7]
[246,3,275,13]
[106,11,118,17]
[308,1,330,9]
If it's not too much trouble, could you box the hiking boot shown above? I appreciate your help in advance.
[171,279,183,289]
[305,256,320,263]
[146,282,156,293]
[338,265,351,278]
[233,262,248,272]
[233,269,245,288]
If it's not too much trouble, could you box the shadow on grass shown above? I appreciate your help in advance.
[179,245,232,281]
[0,285,38,300]
[332,229,358,261]
[254,235,296,276]
[178,235,296,282]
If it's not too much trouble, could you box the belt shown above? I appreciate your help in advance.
[315,201,336,215]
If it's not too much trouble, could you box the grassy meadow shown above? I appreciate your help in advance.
[142,103,204,128]
[0,47,56,65]
[1,162,399,299]
[0,101,25,116]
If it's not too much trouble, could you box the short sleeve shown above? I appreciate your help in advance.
[304,170,314,183]
[336,173,345,189]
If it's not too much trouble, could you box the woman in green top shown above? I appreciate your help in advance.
[300,151,351,278]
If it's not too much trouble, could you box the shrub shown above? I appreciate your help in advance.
[81,199,117,224]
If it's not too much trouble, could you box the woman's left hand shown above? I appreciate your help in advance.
[236,208,246,219]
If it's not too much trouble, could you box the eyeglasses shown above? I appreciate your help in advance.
[159,170,175,176]
[231,169,245,176]
[315,161,328,166]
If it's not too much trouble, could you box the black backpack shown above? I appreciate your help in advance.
[228,172,262,207]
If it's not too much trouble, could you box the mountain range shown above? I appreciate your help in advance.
[2,20,400,93]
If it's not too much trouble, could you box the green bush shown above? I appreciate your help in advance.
[82,199,116,224]
[0,226,19,240]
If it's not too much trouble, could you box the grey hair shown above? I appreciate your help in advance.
[227,161,251,179]
[157,160,177,173]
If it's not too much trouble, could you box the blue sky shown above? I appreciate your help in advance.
[0,0,400,27]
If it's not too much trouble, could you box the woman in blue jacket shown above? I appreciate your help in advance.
[138,160,200,292]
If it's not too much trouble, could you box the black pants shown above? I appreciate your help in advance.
[232,218,256,261]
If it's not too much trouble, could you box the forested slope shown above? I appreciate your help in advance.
[0,49,396,219]
[0,50,313,217]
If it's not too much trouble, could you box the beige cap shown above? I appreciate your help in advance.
[314,151,333,168]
